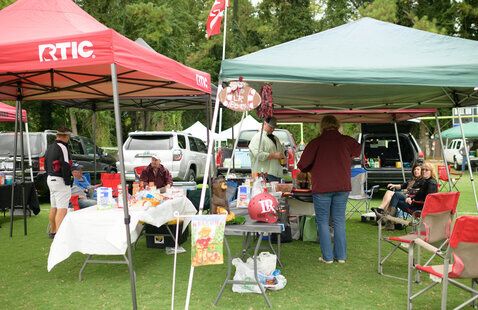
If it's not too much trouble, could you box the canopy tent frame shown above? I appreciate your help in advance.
[0,100,33,236]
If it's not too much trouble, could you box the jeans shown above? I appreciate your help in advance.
[313,191,349,261]
[389,192,406,215]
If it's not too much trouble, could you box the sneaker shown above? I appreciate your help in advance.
[319,257,333,264]
[336,259,346,264]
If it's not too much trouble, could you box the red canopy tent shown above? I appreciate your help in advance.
[0,1,211,307]
[0,102,27,122]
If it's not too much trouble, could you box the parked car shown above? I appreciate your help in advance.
[357,123,424,186]
[216,129,298,176]
[122,131,210,182]
[0,130,117,196]
[444,138,478,170]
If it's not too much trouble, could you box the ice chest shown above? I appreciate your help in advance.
[145,223,188,249]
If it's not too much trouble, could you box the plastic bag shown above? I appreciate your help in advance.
[301,215,318,242]
[251,177,264,198]
[266,275,287,291]
[232,258,261,294]
[247,252,277,276]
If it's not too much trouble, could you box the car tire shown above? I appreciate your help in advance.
[185,169,196,182]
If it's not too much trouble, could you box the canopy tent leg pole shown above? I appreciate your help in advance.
[185,85,223,310]
[434,112,453,191]
[92,108,97,185]
[9,98,19,238]
[18,98,27,236]
[25,122,33,182]
[226,111,246,179]
[111,63,137,310]
[206,94,215,185]
[456,108,478,211]
[393,122,406,183]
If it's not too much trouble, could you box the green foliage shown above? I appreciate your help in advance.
[0,0,13,9]
[359,0,398,23]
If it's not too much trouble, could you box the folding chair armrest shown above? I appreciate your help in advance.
[383,215,410,226]
[413,238,442,255]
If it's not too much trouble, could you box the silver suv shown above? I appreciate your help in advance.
[122,131,209,182]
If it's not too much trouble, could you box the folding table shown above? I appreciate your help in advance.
[214,211,283,308]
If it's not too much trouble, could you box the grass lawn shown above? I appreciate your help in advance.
[1,174,477,309]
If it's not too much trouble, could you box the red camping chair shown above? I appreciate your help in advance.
[70,194,81,211]
[100,172,121,197]
[438,164,462,192]
[134,166,147,181]
[377,192,460,281]
[407,216,478,310]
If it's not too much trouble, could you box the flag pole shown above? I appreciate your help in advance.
[221,0,228,61]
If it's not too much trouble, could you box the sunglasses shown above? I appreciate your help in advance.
[422,168,431,171]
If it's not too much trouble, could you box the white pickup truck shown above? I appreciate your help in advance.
[444,139,478,169]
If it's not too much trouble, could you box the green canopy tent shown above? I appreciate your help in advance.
[220,17,478,110]
[441,122,478,140]
[216,18,478,213]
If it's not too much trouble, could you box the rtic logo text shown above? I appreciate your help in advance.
[38,41,94,62]
[258,199,275,214]
[196,74,208,88]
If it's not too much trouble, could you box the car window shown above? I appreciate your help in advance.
[364,135,415,166]
[0,133,44,157]
[194,138,207,153]
[82,137,97,156]
[177,135,186,149]
[126,135,173,150]
[70,138,84,155]
[456,140,462,149]
[237,130,294,148]
[188,137,198,152]
[447,141,454,149]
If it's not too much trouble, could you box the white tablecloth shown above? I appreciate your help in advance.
[47,196,196,271]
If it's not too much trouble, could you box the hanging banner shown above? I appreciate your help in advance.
[191,214,226,267]
[219,81,261,112]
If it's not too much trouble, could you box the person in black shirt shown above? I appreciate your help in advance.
[45,127,72,238]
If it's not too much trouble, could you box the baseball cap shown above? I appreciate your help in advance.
[71,163,83,171]
[56,126,72,135]
[265,116,277,129]
[151,154,161,160]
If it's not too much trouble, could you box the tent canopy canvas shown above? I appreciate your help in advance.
[0,102,27,122]
[220,18,478,110]
[182,121,219,142]
[0,0,211,101]
[217,115,261,140]
[441,122,478,139]
[273,108,437,123]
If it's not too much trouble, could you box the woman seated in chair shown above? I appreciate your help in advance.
[374,163,422,211]
[380,162,438,229]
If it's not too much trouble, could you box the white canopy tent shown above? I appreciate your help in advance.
[182,121,219,142]
[217,115,260,141]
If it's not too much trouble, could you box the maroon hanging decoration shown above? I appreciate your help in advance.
[257,84,273,119]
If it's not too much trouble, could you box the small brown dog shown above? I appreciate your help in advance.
[296,172,312,189]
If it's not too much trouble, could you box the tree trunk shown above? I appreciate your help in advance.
[69,108,78,135]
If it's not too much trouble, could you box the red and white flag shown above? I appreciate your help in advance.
[205,0,228,39]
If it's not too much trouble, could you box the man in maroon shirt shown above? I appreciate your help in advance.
[139,155,173,190]
[297,115,361,264]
